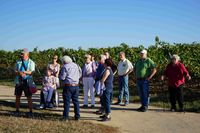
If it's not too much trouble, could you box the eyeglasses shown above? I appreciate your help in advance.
[53,58,57,60]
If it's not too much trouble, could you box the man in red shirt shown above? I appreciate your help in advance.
[161,54,191,112]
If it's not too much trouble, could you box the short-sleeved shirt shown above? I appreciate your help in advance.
[14,58,35,85]
[47,63,60,77]
[117,59,133,76]
[135,58,156,78]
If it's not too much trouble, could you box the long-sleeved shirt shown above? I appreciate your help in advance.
[164,62,189,87]
[59,62,82,84]
[82,62,96,78]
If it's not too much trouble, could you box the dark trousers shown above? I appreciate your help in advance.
[168,85,184,109]
[62,86,80,119]
[102,89,112,114]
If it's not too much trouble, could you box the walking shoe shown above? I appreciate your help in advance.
[75,117,80,121]
[91,105,95,108]
[48,103,54,108]
[39,104,45,109]
[137,106,148,112]
[82,105,88,108]
[99,115,106,118]
[95,110,103,115]
[124,103,129,106]
[13,110,20,117]
[26,111,33,118]
[136,106,143,111]
[140,106,148,112]
[178,108,184,112]
[101,116,111,122]
[114,101,122,105]
[60,117,69,122]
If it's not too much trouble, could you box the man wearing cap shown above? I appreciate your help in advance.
[161,54,191,112]
[135,49,157,112]
[116,52,133,106]
[59,55,82,121]
[14,48,35,117]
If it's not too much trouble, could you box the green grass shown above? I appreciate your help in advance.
[0,79,14,86]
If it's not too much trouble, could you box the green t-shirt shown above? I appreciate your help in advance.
[135,58,156,78]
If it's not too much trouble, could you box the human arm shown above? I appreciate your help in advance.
[101,69,110,83]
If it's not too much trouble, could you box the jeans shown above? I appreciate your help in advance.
[118,75,129,104]
[137,79,149,107]
[43,87,54,103]
[62,86,80,119]
[168,85,184,109]
[102,89,112,114]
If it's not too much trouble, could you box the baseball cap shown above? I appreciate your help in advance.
[21,48,29,54]
[140,49,147,54]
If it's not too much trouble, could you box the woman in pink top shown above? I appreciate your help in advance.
[161,54,191,112]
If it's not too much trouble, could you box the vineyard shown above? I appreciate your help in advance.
[0,41,200,111]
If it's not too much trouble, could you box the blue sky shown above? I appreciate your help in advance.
[0,0,200,51]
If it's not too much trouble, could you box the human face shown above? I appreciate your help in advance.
[53,56,58,62]
[172,58,178,64]
[85,57,91,63]
[119,53,125,60]
[21,53,29,60]
[140,53,147,59]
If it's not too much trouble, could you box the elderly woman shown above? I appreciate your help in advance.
[161,54,191,112]
[100,59,114,121]
[59,55,82,121]
[47,55,60,87]
[82,54,96,108]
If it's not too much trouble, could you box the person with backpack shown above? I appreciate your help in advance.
[14,48,35,117]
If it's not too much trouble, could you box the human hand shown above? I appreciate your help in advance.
[186,75,191,80]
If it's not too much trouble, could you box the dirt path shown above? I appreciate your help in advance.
[0,85,200,133]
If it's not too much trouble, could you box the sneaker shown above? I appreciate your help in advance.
[13,110,20,117]
[75,117,80,121]
[114,101,122,105]
[39,104,45,109]
[140,106,148,112]
[99,115,106,118]
[101,116,111,121]
[26,111,33,118]
[82,105,88,108]
[48,103,54,108]
[124,103,129,106]
[136,106,143,111]
[95,110,103,115]
[137,106,148,112]
[178,108,184,112]
[91,105,95,108]
[60,117,69,122]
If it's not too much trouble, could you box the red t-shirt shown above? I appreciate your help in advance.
[164,62,189,87]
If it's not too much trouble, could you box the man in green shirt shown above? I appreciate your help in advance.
[134,49,157,112]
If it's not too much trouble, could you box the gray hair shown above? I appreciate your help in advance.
[99,54,106,60]
[172,54,180,61]
[119,51,125,55]
[61,55,72,64]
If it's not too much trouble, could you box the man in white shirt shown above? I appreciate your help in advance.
[116,52,133,106]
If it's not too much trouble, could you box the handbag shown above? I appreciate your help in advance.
[21,59,37,94]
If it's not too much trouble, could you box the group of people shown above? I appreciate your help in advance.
[14,48,191,121]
